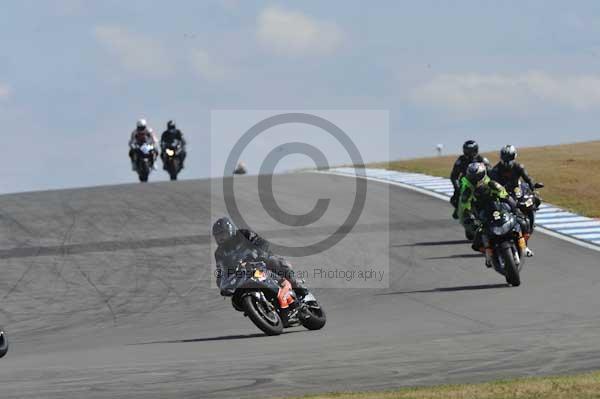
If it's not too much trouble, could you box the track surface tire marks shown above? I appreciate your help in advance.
[0,174,599,398]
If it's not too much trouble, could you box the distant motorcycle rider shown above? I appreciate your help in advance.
[129,119,159,171]
[212,217,308,298]
[463,163,534,266]
[160,120,187,170]
[450,140,491,217]
[490,145,536,192]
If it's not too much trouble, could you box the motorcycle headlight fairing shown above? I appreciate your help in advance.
[492,224,511,236]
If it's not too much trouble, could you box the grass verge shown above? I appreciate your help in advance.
[286,370,600,399]
[369,140,600,218]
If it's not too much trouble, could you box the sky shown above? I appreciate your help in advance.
[2,0,600,193]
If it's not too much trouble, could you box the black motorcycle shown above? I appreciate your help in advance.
[219,261,326,336]
[482,202,525,286]
[162,139,183,181]
[511,181,544,231]
[0,327,8,358]
[134,142,156,183]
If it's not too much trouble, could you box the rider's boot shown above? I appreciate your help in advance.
[517,234,533,257]
[522,233,534,257]
[485,247,493,268]
[452,208,459,220]
[280,307,290,327]
[525,247,534,257]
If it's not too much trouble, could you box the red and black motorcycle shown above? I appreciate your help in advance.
[219,260,326,336]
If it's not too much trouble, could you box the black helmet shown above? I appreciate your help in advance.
[463,140,479,158]
[466,162,487,185]
[500,144,517,166]
[167,120,176,130]
[212,217,237,245]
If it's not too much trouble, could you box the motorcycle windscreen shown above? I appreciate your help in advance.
[487,202,517,236]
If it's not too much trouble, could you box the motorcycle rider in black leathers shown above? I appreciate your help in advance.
[212,217,308,324]
[450,140,491,218]
[160,120,187,170]
[490,145,535,192]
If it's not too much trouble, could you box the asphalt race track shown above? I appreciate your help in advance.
[1,173,600,398]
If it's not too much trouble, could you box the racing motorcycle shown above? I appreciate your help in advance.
[0,327,8,358]
[481,201,525,286]
[134,142,156,183]
[219,261,326,336]
[511,181,544,231]
[162,139,183,181]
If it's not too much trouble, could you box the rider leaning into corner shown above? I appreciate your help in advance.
[490,145,536,191]
[212,217,309,325]
[160,120,187,170]
[450,140,492,218]
[129,118,159,170]
[463,163,534,267]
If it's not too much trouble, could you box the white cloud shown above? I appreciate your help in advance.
[257,6,343,56]
[412,72,600,114]
[190,49,229,81]
[0,83,11,100]
[93,26,173,78]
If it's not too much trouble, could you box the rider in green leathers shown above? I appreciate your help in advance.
[456,173,483,240]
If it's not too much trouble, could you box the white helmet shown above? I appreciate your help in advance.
[136,118,147,131]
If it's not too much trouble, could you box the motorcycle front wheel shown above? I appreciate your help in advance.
[138,162,150,182]
[0,328,8,358]
[167,160,179,181]
[242,294,283,336]
[502,246,521,287]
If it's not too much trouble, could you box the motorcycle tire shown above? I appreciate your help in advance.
[138,163,150,183]
[502,247,521,287]
[0,328,8,358]
[300,302,327,331]
[242,295,283,336]
[167,159,179,181]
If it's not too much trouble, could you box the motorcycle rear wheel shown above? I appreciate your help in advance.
[242,295,283,336]
[300,302,327,330]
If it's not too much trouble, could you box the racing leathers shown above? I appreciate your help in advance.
[129,128,159,169]
[450,155,491,212]
[160,128,187,168]
[490,161,535,192]
[214,229,306,297]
